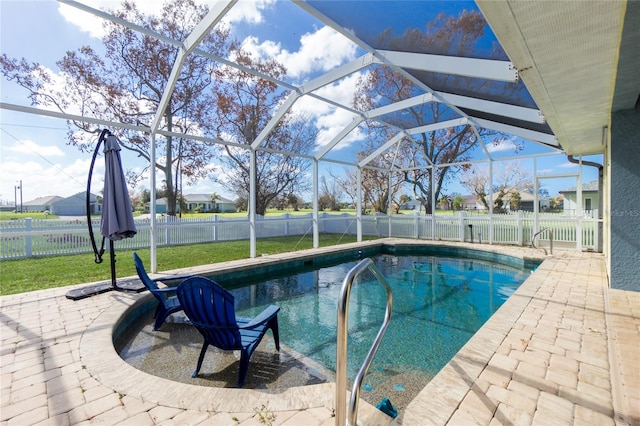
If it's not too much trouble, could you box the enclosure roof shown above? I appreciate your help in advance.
[4,0,637,166]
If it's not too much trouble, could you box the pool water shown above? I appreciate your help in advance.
[224,254,529,407]
[116,252,531,410]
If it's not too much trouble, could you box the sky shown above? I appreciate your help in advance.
[0,0,602,207]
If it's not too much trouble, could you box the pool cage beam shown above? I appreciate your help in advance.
[13,0,569,272]
[313,159,319,249]
[357,168,363,242]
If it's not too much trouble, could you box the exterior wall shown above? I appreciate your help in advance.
[563,196,578,215]
[22,204,48,212]
[610,109,640,291]
[51,193,100,216]
[562,192,600,217]
[218,202,236,213]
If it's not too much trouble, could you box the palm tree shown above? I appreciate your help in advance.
[210,192,221,213]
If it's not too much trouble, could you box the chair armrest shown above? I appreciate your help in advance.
[150,286,178,294]
[150,273,195,284]
[242,305,280,329]
[150,273,196,290]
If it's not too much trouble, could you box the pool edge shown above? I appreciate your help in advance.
[80,239,547,417]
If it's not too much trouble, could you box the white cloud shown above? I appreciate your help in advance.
[58,0,272,39]
[486,137,519,153]
[57,0,162,39]
[536,168,555,175]
[241,26,358,78]
[0,157,97,204]
[314,73,361,107]
[558,161,579,169]
[223,0,275,25]
[292,73,365,150]
[5,140,65,158]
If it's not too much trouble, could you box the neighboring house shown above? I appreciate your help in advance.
[400,200,423,211]
[559,180,600,217]
[21,195,64,212]
[156,194,236,214]
[490,189,550,213]
[49,192,101,216]
[462,195,484,211]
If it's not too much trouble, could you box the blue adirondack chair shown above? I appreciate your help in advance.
[176,276,280,387]
[133,252,194,331]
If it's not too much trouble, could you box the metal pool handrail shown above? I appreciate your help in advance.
[336,258,393,426]
[531,227,554,255]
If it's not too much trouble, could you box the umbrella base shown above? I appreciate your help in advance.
[65,278,145,300]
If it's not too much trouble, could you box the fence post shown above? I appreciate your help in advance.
[213,215,218,242]
[517,210,524,245]
[414,212,420,239]
[165,216,171,246]
[25,218,32,257]
[459,211,466,242]
[284,213,290,236]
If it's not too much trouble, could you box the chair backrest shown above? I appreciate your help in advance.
[177,276,242,350]
[133,252,160,292]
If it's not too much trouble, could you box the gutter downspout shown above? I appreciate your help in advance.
[567,155,603,252]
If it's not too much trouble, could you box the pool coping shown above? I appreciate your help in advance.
[79,239,547,418]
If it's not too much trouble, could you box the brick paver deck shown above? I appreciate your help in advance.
[1,242,638,425]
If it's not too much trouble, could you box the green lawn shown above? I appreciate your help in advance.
[0,234,379,296]
[0,211,60,220]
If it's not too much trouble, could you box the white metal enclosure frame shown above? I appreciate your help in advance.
[3,0,621,271]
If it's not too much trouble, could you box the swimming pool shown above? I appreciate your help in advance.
[116,245,535,410]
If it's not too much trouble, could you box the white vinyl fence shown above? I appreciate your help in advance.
[0,211,599,260]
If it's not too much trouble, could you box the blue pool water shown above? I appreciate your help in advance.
[116,248,535,409]
[225,253,530,394]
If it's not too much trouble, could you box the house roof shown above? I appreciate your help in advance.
[462,195,478,204]
[157,194,235,205]
[477,1,639,156]
[59,192,99,202]
[559,180,600,193]
[23,195,64,206]
[490,189,541,202]
[184,194,234,204]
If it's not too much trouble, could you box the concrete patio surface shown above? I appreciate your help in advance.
[1,242,638,425]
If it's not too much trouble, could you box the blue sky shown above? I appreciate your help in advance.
[0,0,601,206]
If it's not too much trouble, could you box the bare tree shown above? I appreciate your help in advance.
[211,48,315,216]
[460,162,534,211]
[353,10,524,214]
[1,0,230,216]
[459,167,492,210]
[336,156,404,215]
[319,176,343,211]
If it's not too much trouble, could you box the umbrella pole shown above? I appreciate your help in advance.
[109,239,121,290]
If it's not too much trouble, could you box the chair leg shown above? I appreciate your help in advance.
[269,317,280,351]
[152,304,164,331]
[153,308,166,331]
[238,349,250,387]
[192,343,209,378]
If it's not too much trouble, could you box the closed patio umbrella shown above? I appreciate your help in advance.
[100,132,137,242]
[67,129,138,300]
[98,130,137,290]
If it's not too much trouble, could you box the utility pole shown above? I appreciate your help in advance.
[17,180,23,213]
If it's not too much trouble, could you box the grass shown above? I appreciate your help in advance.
[0,234,379,296]
[0,211,60,220]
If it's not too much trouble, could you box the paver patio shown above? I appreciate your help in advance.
[1,241,638,425]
